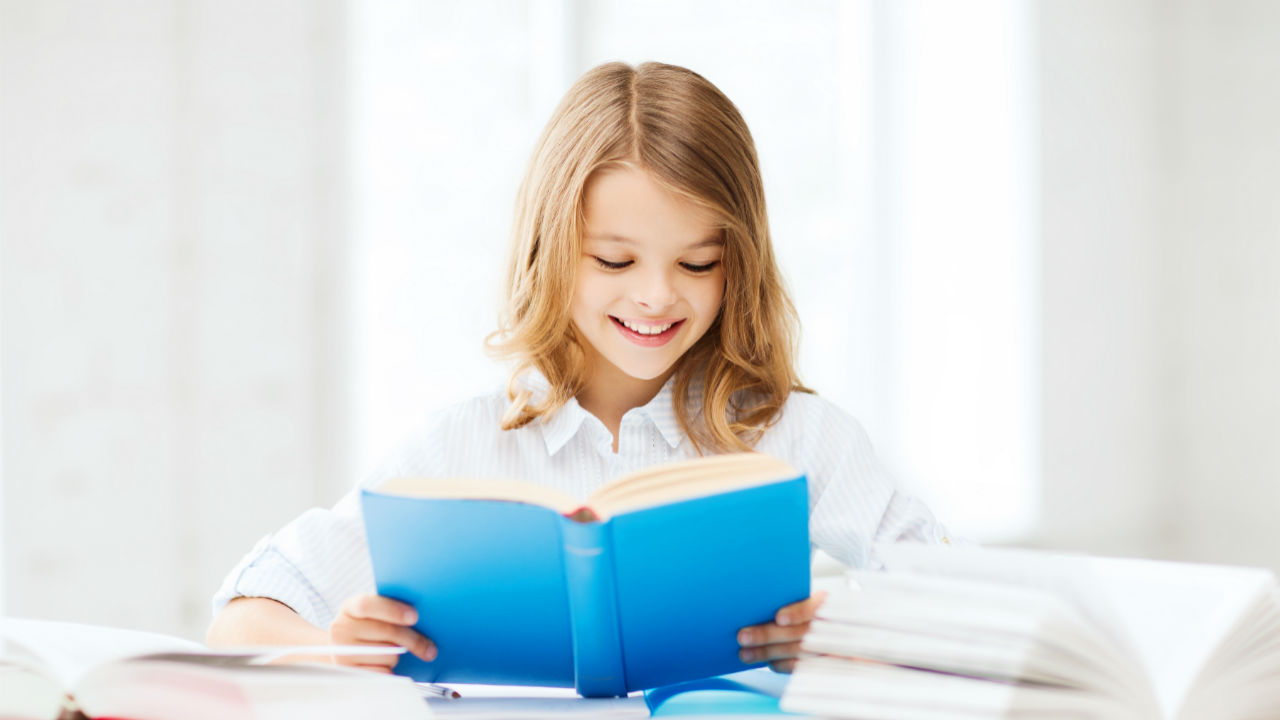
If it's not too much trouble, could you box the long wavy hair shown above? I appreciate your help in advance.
[485,61,807,453]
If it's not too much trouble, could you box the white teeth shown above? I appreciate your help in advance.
[620,319,676,335]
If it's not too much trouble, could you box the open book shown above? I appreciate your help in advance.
[780,544,1280,719]
[419,668,789,718]
[0,618,429,720]
[361,451,811,698]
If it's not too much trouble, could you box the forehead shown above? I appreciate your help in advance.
[582,166,721,247]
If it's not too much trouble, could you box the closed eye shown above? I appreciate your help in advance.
[593,257,633,270]
[680,261,720,273]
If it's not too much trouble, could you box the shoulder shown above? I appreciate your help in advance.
[418,386,525,454]
[358,387,517,486]
[754,389,880,478]
[773,390,870,442]
[429,387,512,431]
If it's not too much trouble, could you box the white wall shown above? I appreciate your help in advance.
[3,0,1280,640]
[1161,0,1280,568]
[346,0,535,474]
[0,0,348,638]
[1035,0,1166,557]
[870,1,1039,541]
[1034,0,1280,570]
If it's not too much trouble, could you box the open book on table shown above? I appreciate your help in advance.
[420,668,791,718]
[0,618,428,720]
[361,451,811,698]
[781,543,1280,719]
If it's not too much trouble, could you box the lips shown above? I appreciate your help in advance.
[610,316,684,347]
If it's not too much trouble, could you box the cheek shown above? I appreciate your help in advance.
[570,272,610,320]
[568,291,592,329]
[691,275,726,322]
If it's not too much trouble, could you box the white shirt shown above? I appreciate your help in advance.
[212,374,949,629]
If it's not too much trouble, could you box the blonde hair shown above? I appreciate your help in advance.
[486,61,807,453]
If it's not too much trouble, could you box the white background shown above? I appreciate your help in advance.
[2,0,1278,641]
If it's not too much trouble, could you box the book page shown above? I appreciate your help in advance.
[73,656,427,720]
[372,452,799,520]
[875,545,1143,656]
[0,662,65,719]
[783,656,1133,719]
[589,452,798,519]
[828,571,1138,696]
[423,684,648,718]
[0,619,401,688]
[0,618,205,688]
[876,544,1278,717]
[1086,556,1276,716]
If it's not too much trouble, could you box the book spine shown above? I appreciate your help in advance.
[561,516,627,697]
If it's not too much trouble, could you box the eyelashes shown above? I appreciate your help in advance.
[592,257,721,274]
[681,261,720,273]
[594,257,632,270]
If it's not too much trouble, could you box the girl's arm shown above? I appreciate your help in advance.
[207,594,437,671]
[207,597,328,660]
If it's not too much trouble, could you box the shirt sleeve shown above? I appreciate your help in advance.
[786,393,953,570]
[209,493,371,629]
[210,410,451,629]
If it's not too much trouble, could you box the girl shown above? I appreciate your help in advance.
[207,61,948,675]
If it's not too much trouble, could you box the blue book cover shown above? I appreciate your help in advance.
[361,452,810,697]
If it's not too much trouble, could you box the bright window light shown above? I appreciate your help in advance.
[875,0,1039,541]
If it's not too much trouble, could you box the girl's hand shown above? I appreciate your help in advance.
[737,591,828,673]
[328,593,437,673]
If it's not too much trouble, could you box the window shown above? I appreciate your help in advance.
[348,0,1038,541]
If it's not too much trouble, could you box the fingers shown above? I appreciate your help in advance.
[330,594,437,669]
[345,652,404,673]
[337,616,437,661]
[737,592,828,673]
[739,590,827,647]
[768,658,799,674]
[341,594,419,625]
[774,590,828,626]
[739,638,802,664]
[738,626,806,672]
[737,621,808,649]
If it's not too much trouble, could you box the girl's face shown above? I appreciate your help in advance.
[571,165,726,395]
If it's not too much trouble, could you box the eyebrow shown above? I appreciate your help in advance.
[585,234,724,250]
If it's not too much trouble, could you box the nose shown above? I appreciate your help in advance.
[632,266,678,312]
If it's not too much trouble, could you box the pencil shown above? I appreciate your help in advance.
[416,683,462,699]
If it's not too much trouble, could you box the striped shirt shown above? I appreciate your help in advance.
[211,373,950,629]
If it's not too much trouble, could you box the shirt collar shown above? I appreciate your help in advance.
[526,369,698,456]
[540,396,592,456]
[632,374,691,451]
[514,371,588,457]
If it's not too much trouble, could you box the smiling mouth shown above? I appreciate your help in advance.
[610,316,684,345]
[613,317,681,335]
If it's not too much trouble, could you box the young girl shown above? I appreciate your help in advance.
[207,61,948,675]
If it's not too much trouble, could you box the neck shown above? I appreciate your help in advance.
[576,361,675,451]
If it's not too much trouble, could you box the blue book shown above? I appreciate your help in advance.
[361,452,810,698]
[644,668,797,715]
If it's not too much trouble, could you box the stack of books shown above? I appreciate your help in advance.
[780,544,1280,719]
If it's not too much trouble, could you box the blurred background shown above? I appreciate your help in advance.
[1,0,1277,641]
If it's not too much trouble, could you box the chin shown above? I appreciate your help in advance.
[619,366,674,382]
[611,357,679,382]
